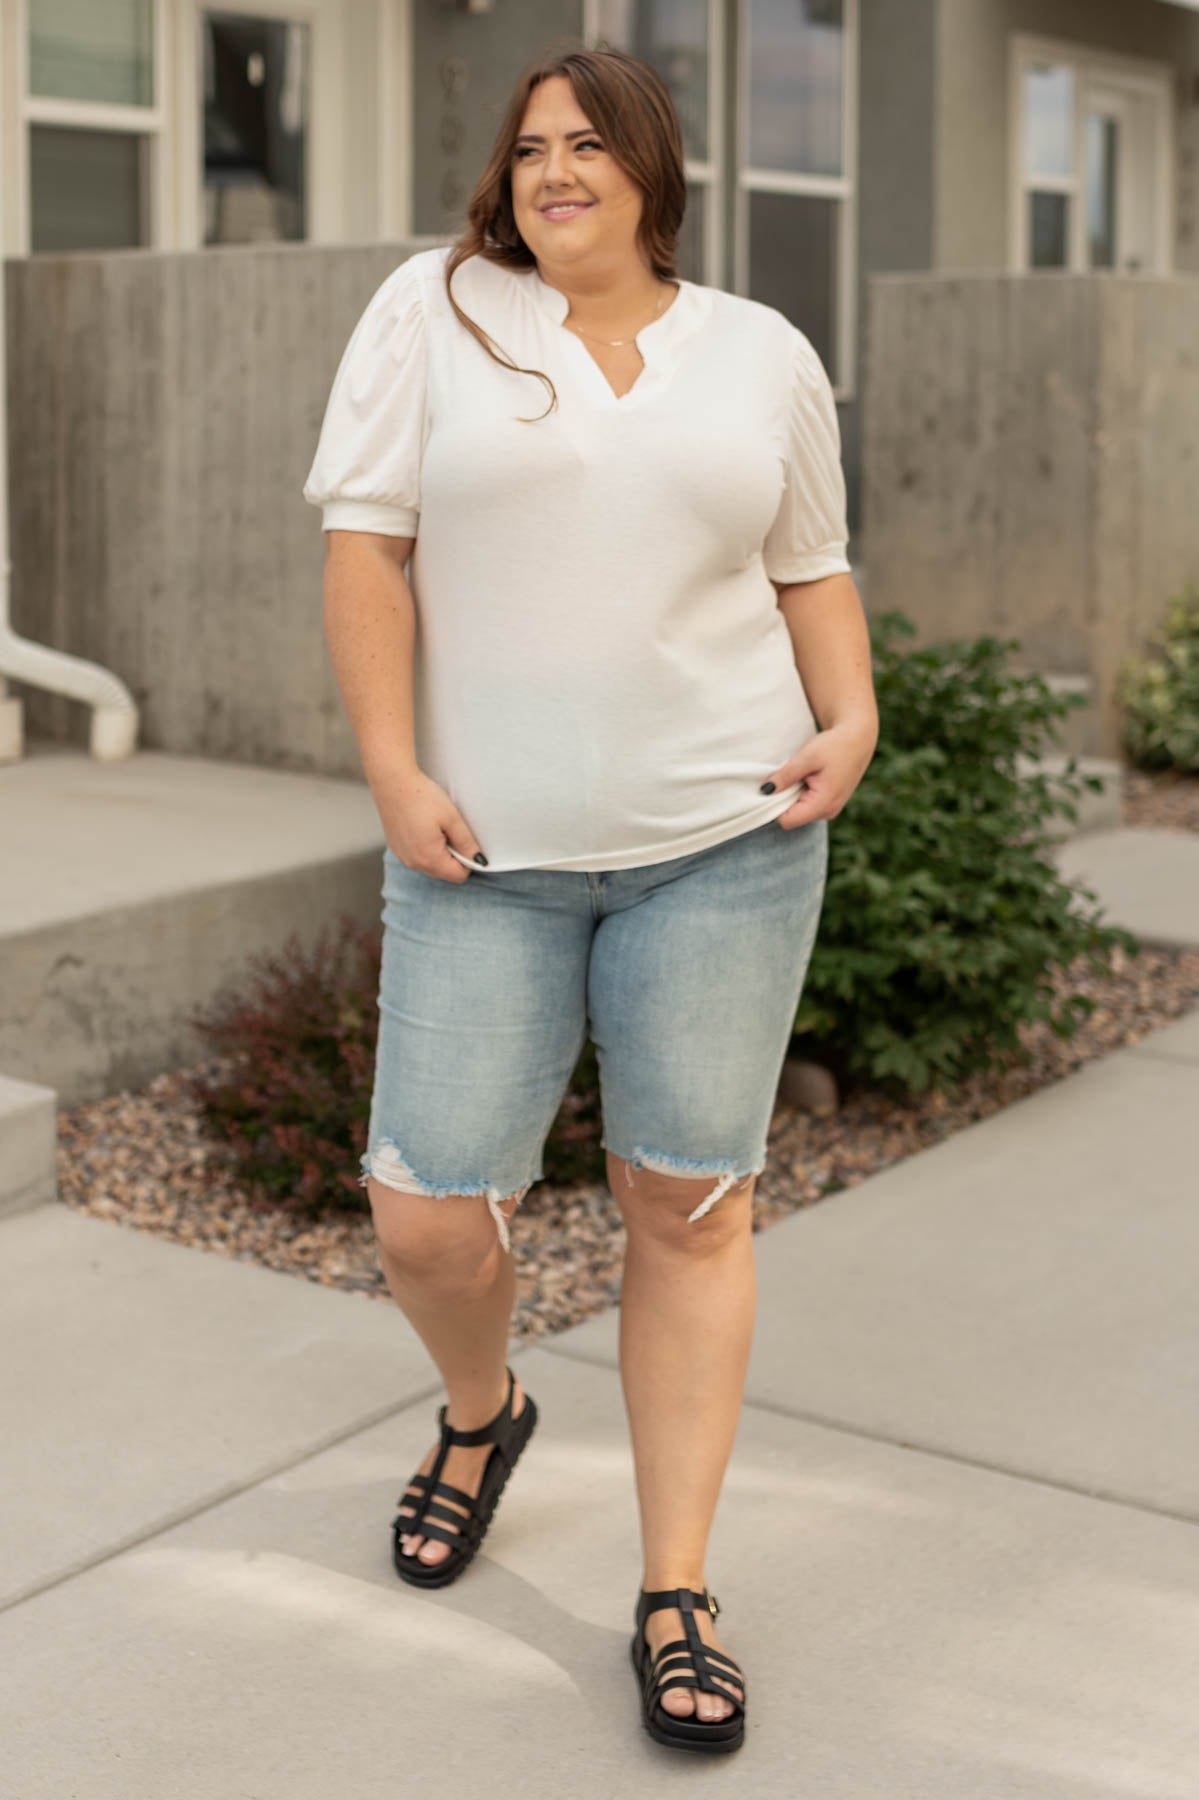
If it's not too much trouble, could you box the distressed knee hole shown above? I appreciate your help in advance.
[360,1140,532,1254]
[615,1147,766,1223]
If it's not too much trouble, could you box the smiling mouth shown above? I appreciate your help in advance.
[540,202,595,218]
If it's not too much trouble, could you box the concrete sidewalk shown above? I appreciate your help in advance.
[2,829,1198,1795]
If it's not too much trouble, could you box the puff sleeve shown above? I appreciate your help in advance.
[301,256,428,537]
[761,329,852,584]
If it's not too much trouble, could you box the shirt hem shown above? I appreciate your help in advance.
[447,785,806,874]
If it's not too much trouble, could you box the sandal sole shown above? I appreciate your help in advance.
[628,1632,745,1753]
[392,1392,538,1589]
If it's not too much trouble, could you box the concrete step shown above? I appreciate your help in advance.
[0,743,386,1111]
[1034,670,1103,760]
[0,1074,56,1219]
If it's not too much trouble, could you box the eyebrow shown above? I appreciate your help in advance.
[513,128,600,145]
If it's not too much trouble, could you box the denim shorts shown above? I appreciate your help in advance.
[359,812,829,1253]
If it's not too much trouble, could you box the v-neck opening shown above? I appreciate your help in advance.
[517,262,706,411]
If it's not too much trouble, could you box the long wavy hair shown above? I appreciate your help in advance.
[442,40,688,424]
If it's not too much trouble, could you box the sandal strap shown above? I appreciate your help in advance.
[395,1515,479,1553]
[652,1642,743,1680]
[405,1471,479,1511]
[435,1366,521,1456]
[401,1497,476,1531]
[654,1673,745,1713]
[397,1368,521,1534]
[636,1587,742,1702]
[637,1585,719,1626]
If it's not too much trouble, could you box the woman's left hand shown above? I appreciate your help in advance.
[760,716,879,828]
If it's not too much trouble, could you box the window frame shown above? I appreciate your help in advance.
[17,0,170,253]
[1008,32,1174,276]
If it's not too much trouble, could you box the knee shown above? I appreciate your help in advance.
[611,1154,757,1254]
[367,1179,520,1291]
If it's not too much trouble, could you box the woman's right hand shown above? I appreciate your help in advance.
[373,764,486,883]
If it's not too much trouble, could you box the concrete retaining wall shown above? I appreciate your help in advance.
[5,238,447,774]
[862,272,1199,756]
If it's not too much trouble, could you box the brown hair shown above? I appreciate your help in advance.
[441,40,687,424]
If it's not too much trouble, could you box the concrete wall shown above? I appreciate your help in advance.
[850,0,940,530]
[935,0,1199,273]
[6,240,449,772]
[862,271,1199,756]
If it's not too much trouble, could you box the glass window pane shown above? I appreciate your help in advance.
[748,0,844,177]
[748,189,838,374]
[29,0,154,108]
[30,124,147,252]
[1028,190,1069,268]
[1024,62,1074,180]
[592,1,711,162]
[203,13,309,244]
[1086,114,1118,269]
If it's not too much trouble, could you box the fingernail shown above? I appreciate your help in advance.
[760,781,775,793]
[474,852,488,865]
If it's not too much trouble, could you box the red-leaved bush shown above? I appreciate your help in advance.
[186,912,606,1215]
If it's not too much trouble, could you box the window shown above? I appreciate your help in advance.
[202,11,310,245]
[25,0,162,253]
[1011,37,1172,276]
[585,0,857,395]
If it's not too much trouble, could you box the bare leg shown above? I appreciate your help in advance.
[609,1149,753,1723]
[368,1179,527,1566]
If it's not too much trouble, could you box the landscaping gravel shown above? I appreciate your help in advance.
[52,767,1199,1343]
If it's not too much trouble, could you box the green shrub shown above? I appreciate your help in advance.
[1117,585,1199,773]
[791,610,1139,1096]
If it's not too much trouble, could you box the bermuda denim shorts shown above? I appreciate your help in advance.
[359,812,830,1254]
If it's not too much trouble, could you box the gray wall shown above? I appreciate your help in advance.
[851,0,940,532]
[6,242,443,771]
[862,271,1199,755]
[935,0,1199,273]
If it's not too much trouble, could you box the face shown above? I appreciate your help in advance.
[509,74,646,273]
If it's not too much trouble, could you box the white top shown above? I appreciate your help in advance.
[302,244,852,873]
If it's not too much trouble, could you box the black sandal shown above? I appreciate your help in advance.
[630,1584,747,1753]
[392,1365,537,1589]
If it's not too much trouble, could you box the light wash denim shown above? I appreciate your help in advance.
[360,812,829,1252]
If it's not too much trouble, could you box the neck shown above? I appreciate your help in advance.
[535,257,671,323]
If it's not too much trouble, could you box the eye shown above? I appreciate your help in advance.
[513,138,604,160]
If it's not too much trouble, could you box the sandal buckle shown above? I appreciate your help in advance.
[706,1590,719,1618]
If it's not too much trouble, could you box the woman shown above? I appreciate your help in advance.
[302,42,878,1756]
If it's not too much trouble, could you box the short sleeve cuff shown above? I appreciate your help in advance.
[320,500,420,537]
[764,544,853,584]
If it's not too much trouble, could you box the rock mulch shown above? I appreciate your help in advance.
[1122,766,1199,833]
[57,933,1199,1346]
[55,762,1199,1342]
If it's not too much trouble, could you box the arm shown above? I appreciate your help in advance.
[762,570,879,826]
[322,529,486,879]
[323,529,419,785]
[771,570,878,738]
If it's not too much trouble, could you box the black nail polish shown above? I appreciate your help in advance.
[474,852,489,865]
[760,781,775,794]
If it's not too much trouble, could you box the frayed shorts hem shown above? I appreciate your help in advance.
[359,1140,538,1255]
[603,1141,768,1222]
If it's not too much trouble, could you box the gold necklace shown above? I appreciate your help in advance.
[564,282,673,347]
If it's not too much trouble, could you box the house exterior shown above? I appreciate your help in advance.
[3,0,1198,536]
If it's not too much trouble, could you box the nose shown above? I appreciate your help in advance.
[542,140,574,185]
